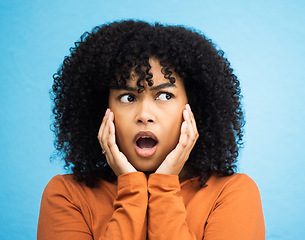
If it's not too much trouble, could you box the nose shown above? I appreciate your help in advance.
[135,101,156,124]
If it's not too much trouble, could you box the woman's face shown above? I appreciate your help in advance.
[108,58,188,172]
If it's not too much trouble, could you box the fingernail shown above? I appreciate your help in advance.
[105,108,110,117]
[186,104,191,111]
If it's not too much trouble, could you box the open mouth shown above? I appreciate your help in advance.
[136,137,158,149]
[134,131,158,157]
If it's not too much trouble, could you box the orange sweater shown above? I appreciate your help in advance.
[37,172,265,239]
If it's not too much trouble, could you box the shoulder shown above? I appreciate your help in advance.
[42,174,107,202]
[42,174,118,204]
[206,173,262,208]
[41,174,83,204]
[46,174,74,186]
[43,174,79,195]
[199,174,265,239]
[210,173,258,189]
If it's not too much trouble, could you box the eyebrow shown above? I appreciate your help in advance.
[110,82,177,91]
[150,82,177,90]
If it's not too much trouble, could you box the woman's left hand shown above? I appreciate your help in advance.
[155,104,199,175]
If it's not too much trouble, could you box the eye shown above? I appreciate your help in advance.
[156,92,174,101]
[119,94,136,103]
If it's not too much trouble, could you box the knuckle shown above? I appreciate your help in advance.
[97,131,102,138]
[108,141,115,148]
[101,135,108,143]
[181,141,188,148]
[189,134,196,141]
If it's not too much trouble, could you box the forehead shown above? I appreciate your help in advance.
[124,58,184,89]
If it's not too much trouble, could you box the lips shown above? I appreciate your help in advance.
[134,131,158,158]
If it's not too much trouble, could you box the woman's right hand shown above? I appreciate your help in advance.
[97,109,137,177]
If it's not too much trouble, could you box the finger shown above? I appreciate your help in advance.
[171,121,189,161]
[179,110,197,161]
[185,104,199,143]
[97,108,110,141]
[97,109,111,152]
[179,121,188,147]
[156,121,188,174]
[186,104,198,137]
[107,112,123,159]
[180,120,195,159]
[107,111,124,163]
[185,105,196,133]
[183,109,195,141]
[101,112,115,164]
[106,111,116,145]
[107,113,136,174]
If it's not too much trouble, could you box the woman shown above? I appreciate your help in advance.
[38,20,265,239]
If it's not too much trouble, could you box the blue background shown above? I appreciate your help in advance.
[1,0,304,239]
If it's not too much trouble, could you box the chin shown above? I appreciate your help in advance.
[132,160,162,173]
[135,165,159,173]
[125,150,168,173]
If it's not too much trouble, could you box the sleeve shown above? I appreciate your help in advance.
[147,173,197,240]
[203,174,265,240]
[104,172,148,240]
[37,172,148,240]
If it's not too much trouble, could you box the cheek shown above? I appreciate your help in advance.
[113,114,129,145]
[162,109,184,141]
[166,104,185,124]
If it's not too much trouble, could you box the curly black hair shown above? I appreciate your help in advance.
[51,20,244,187]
